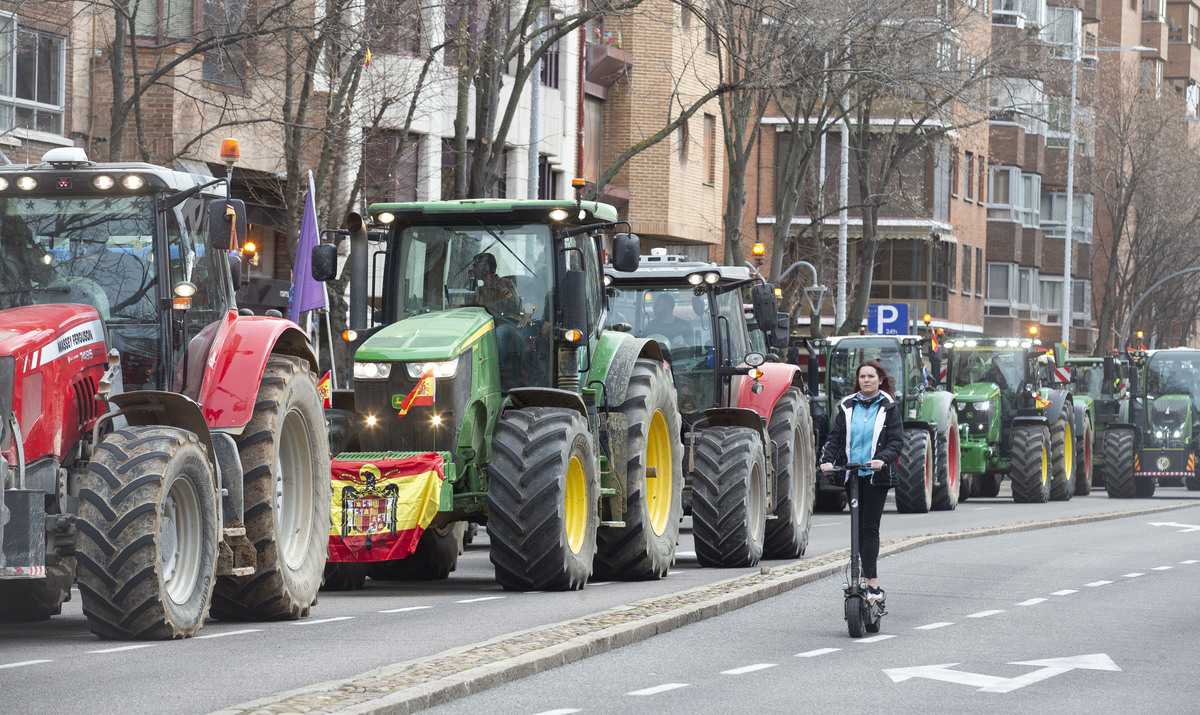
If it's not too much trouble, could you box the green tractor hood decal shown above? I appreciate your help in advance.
[355,308,494,362]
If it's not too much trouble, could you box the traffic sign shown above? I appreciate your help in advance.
[868,303,908,335]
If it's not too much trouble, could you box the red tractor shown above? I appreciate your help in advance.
[0,147,330,638]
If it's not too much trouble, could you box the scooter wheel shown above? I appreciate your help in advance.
[845,596,867,638]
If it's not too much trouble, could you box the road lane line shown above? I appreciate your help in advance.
[587,582,614,587]
[721,663,777,675]
[1017,598,1047,606]
[456,596,506,603]
[1152,566,1173,571]
[970,507,994,511]
[667,571,685,576]
[914,622,954,630]
[89,644,157,654]
[1181,560,1198,564]
[1122,573,1144,578]
[1085,580,1113,587]
[675,551,696,558]
[854,635,895,643]
[532,709,580,715]
[379,606,433,613]
[292,616,354,625]
[796,648,841,657]
[0,659,52,670]
[967,610,1004,618]
[1050,590,1078,596]
[627,683,689,696]
[194,629,263,639]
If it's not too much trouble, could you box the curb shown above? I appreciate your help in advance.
[216,501,1196,714]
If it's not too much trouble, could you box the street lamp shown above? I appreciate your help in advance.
[1061,39,1151,350]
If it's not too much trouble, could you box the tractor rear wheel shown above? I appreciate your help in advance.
[321,563,369,591]
[975,474,1003,498]
[210,356,329,622]
[1074,416,1094,496]
[958,474,973,502]
[764,388,817,558]
[0,555,75,622]
[487,408,598,590]
[594,359,682,580]
[1010,424,1051,503]
[932,413,961,511]
[1048,412,1075,501]
[1134,478,1156,498]
[76,427,218,639]
[367,521,466,581]
[895,429,933,513]
[691,426,768,568]
[1102,429,1136,498]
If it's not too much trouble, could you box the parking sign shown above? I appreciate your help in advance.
[868,303,908,335]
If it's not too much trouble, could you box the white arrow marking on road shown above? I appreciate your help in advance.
[1148,521,1200,533]
[885,654,1120,693]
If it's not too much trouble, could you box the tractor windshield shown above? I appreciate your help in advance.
[950,348,1023,392]
[827,338,904,403]
[1074,363,1106,399]
[1144,353,1200,400]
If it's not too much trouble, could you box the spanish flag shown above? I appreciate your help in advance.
[930,331,939,354]
[327,452,444,562]
[1035,394,1051,409]
[396,370,435,417]
[317,370,332,408]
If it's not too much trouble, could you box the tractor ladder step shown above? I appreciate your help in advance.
[600,521,626,528]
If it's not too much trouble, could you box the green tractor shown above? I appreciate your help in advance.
[809,335,961,513]
[1061,349,1128,492]
[942,337,1083,502]
[1101,348,1200,496]
[312,199,683,590]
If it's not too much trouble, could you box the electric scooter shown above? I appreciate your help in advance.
[824,463,885,638]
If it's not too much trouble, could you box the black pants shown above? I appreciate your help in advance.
[846,478,890,580]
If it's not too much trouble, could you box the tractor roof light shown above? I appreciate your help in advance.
[687,273,705,285]
[121,174,145,190]
[376,212,395,225]
[92,175,115,190]
[220,138,241,164]
[548,208,569,222]
[751,243,766,257]
[16,176,36,191]
[704,272,720,284]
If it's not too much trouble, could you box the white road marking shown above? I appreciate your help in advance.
[796,647,841,657]
[915,622,954,630]
[1122,573,1144,578]
[587,582,614,587]
[970,507,994,511]
[1017,598,1047,606]
[1084,580,1112,587]
[1183,560,1199,564]
[721,663,777,675]
[533,710,580,715]
[194,629,263,639]
[379,606,433,613]
[627,683,689,696]
[812,523,839,527]
[89,644,157,654]
[292,616,354,625]
[522,591,545,595]
[456,596,506,603]
[1050,590,1078,596]
[675,551,696,558]
[967,610,1004,618]
[855,635,896,643]
[1152,566,1173,571]
[898,515,924,519]
[667,571,684,576]
[0,659,52,670]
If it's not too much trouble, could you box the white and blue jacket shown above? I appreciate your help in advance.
[819,390,905,487]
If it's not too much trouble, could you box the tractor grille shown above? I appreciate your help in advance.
[1150,397,1190,432]
[354,366,472,455]
[956,401,994,436]
[72,375,98,429]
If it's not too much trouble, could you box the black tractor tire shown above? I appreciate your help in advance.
[487,408,598,591]
[932,412,961,511]
[815,490,847,512]
[0,555,76,622]
[211,356,330,622]
[594,359,683,580]
[691,426,768,568]
[367,522,466,581]
[321,563,369,591]
[1134,478,1157,498]
[1075,416,1094,496]
[1186,476,1200,491]
[76,427,219,639]
[959,474,974,502]
[1010,424,1051,503]
[763,388,817,559]
[895,429,933,514]
[1102,429,1136,498]
[1048,411,1075,501]
[975,474,1003,498]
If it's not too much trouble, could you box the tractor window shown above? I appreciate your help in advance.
[1145,355,1200,400]
[827,338,905,402]
[1074,364,1105,399]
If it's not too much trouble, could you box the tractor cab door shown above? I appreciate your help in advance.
[168,197,233,398]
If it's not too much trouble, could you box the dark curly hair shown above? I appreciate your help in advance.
[852,359,895,397]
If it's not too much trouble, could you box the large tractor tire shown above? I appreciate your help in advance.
[367,521,466,581]
[1102,429,1136,498]
[1135,477,1157,498]
[1048,411,1075,501]
[1010,424,1051,503]
[321,563,369,591]
[211,356,330,621]
[1075,416,1094,496]
[0,555,75,622]
[595,359,682,580]
[932,412,961,511]
[763,387,817,559]
[975,474,1003,498]
[958,474,973,503]
[487,408,598,590]
[76,427,218,639]
[895,428,933,513]
[691,426,768,568]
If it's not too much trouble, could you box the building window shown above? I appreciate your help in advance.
[988,166,1014,220]
[537,155,560,200]
[962,245,972,294]
[366,0,422,55]
[0,17,65,134]
[202,0,248,87]
[583,97,603,184]
[540,35,560,88]
[702,113,716,185]
[444,0,481,66]
[975,247,983,296]
[948,243,958,293]
[1039,277,1063,324]
[1040,191,1093,243]
[1073,279,1090,327]
[440,139,507,199]
[964,153,975,200]
[705,5,717,53]
[870,241,934,304]
[133,0,197,39]
[363,130,421,203]
[949,149,959,197]
[984,261,1013,316]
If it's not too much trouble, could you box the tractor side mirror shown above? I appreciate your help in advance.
[312,243,338,282]
[209,199,247,250]
[772,312,789,349]
[611,232,641,272]
[750,283,779,333]
[564,269,589,334]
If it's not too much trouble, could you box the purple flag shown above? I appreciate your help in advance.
[288,175,325,323]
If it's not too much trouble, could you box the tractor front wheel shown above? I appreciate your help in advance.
[895,429,933,513]
[691,426,768,568]
[1102,429,1136,498]
[1048,412,1075,501]
[932,413,961,511]
[763,388,817,558]
[487,408,598,590]
[368,522,466,581]
[1075,416,1094,496]
[1010,424,1051,503]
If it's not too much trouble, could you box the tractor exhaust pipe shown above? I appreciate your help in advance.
[346,212,369,330]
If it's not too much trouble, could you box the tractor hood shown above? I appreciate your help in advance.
[355,308,494,362]
[953,382,1000,404]
[0,304,106,359]
[1149,395,1192,432]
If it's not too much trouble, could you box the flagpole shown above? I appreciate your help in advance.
[323,282,338,390]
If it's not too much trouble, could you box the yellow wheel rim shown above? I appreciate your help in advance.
[565,454,588,554]
[1040,443,1049,485]
[645,409,673,537]
[1063,421,1073,481]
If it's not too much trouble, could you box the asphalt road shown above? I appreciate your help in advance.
[424,502,1200,715]
[1,485,1197,713]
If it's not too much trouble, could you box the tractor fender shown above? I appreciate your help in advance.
[499,387,588,420]
[701,406,769,448]
[734,362,804,419]
[1043,389,1073,428]
[197,311,318,430]
[1012,415,1049,430]
[587,332,664,408]
[915,390,957,434]
[107,391,216,481]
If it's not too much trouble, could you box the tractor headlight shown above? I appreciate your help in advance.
[353,362,392,380]
[1155,429,1164,439]
[405,357,460,379]
[972,401,991,411]
[1173,429,1182,438]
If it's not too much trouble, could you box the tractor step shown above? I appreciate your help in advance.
[599,487,617,496]
[600,520,626,528]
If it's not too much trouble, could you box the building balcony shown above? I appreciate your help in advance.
[586,44,631,88]
[1081,0,1101,24]
[1142,17,1169,58]
[1165,39,1200,81]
